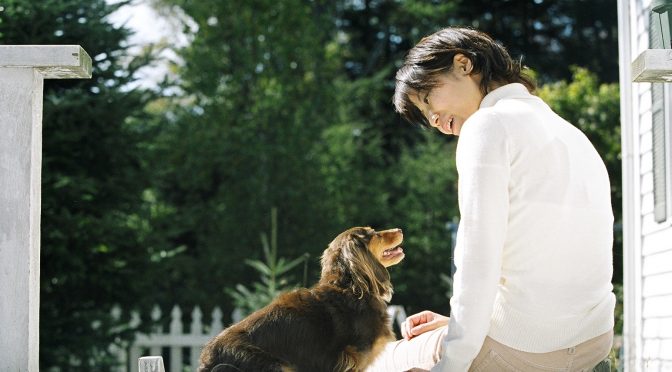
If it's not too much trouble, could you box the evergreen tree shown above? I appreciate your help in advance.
[457,0,619,83]
[148,0,346,315]
[1,1,157,369]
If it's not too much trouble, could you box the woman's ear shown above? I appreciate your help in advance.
[453,53,473,75]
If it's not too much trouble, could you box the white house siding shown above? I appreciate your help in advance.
[620,0,672,370]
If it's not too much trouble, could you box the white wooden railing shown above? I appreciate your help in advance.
[113,305,223,372]
[124,304,407,372]
[0,45,92,371]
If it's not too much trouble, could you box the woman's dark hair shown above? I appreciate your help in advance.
[394,27,536,129]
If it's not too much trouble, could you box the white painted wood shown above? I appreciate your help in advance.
[0,45,92,79]
[625,0,672,364]
[641,211,672,234]
[642,360,672,371]
[642,212,655,233]
[0,45,90,372]
[642,272,672,296]
[643,294,672,318]
[191,348,201,371]
[643,338,672,360]
[108,306,129,370]
[387,305,407,329]
[642,192,655,214]
[169,306,182,372]
[642,172,654,193]
[190,306,204,369]
[643,249,672,275]
[138,356,165,372]
[641,129,654,152]
[633,49,672,82]
[191,306,203,335]
[170,305,182,335]
[620,0,644,368]
[210,307,223,335]
[149,305,162,363]
[639,105,653,133]
[641,149,653,173]
[642,317,672,338]
[130,347,142,372]
[127,305,224,372]
[129,311,143,372]
[639,87,653,113]
[642,225,672,255]
[149,346,161,361]
[0,67,43,372]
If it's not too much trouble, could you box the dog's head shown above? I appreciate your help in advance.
[320,227,405,302]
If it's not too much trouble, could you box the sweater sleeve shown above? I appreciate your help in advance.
[432,112,510,372]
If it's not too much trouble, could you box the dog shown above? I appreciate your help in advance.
[198,227,405,372]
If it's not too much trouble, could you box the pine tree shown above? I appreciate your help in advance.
[1,1,157,369]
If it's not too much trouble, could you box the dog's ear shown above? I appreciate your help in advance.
[322,227,393,301]
[321,227,365,276]
[345,235,392,300]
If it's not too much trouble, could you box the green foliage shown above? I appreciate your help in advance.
[228,208,309,317]
[388,132,458,313]
[317,121,389,225]
[607,284,624,370]
[144,0,344,318]
[456,0,619,83]
[613,283,624,335]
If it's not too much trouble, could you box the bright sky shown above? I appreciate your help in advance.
[106,0,193,90]
[107,0,173,46]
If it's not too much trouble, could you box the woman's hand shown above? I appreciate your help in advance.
[401,310,449,341]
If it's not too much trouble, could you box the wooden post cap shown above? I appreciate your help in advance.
[0,45,92,79]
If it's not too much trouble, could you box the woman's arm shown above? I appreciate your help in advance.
[432,111,510,372]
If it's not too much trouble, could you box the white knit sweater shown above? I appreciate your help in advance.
[434,83,616,371]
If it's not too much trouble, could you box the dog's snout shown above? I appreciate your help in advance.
[377,228,403,243]
[384,228,402,235]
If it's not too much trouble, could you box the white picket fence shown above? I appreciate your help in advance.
[119,304,408,372]
[112,305,224,372]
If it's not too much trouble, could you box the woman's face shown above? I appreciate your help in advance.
[409,54,484,136]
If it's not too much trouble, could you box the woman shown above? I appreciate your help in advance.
[367,27,615,372]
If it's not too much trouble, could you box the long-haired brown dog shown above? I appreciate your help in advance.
[198,227,405,372]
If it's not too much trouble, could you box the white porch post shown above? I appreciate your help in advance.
[0,45,91,371]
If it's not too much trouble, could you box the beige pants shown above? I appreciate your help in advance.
[366,327,613,372]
